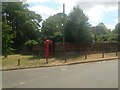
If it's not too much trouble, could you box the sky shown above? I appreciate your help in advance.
[25,0,119,30]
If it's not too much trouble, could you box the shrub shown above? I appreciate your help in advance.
[25,40,38,50]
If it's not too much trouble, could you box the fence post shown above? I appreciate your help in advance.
[18,59,20,66]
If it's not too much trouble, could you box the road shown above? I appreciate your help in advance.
[2,59,118,88]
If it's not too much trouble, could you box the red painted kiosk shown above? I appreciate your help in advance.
[44,39,53,63]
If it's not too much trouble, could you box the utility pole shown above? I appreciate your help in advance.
[62,3,66,62]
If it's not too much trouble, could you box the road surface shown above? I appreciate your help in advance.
[2,59,118,88]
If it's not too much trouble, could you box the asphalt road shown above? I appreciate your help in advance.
[2,59,118,88]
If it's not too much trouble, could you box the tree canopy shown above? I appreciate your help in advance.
[65,6,93,43]
[41,13,67,42]
[2,2,119,56]
[2,2,42,56]
[92,22,109,36]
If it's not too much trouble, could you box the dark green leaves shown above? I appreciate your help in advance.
[2,2,42,56]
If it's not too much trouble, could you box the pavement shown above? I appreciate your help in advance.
[2,59,118,88]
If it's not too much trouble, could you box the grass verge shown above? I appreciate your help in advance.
[1,52,119,70]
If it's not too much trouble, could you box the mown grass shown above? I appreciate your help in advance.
[1,52,119,70]
[2,54,44,69]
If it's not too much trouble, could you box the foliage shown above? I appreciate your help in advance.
[112,23,119,34]
[96,35,109,43]
[2,2,42,50]
[25,40,38,50]
[2,2,119,57]
[41,13,68,42]
[91,22,113,43]
[110,23,119,42]
[95,34,118,43]
[2,20,14,57]
[92,22,110,36]
[108,34,118,43]
[65,6,93,43]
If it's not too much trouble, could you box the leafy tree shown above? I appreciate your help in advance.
[91,22,111,43]
[97,35,109,43]
[2,2,42,50]
[2,20,14,57]
[25,40,38,50]
[108,34,118,43]
[109,23,119,43]
[112,23,119,34]
[65,6,93,43]
[41,13,67,42]
[92,22,109,36]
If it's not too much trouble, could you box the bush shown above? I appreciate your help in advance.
[108,34,118,43]
[25,40,38,50]
[97,35,109,43]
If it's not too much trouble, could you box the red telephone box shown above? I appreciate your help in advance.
[44,39,53,58]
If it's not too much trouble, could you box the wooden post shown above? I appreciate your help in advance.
[46,57,48,64]
[102,52,104,58]
[18,59,20,66]
[116,51,118,56]
[85,50,87,59]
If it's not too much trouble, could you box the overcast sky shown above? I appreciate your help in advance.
[26,0,119,30]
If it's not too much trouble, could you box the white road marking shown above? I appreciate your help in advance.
[19,82,25,85]
[101,61,106,62]
[95,61,107,64]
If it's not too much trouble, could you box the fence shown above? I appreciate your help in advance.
[54,42,119,56]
